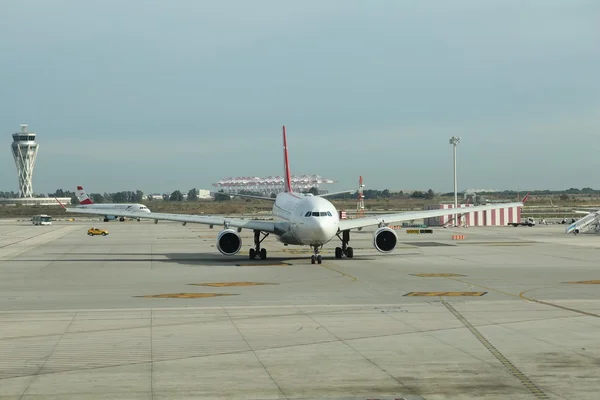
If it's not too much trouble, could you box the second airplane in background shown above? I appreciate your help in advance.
[74,186,151,222]
[62,126,525,264]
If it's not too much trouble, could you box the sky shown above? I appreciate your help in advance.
[1,0,599,195]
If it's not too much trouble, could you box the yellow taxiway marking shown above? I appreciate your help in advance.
[411,273,466,277]
[235,263,290,267]
[320,264,358,283]
[445,276,520,298]
[189,282,277,287]
[456,241,534,246]
[442,276,600,319]
[404,291,486,297]
[135,293,236,299]
[519,287,600,318]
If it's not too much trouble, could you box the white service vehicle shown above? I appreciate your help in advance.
[32,214,52,226]
[509,217,535,227]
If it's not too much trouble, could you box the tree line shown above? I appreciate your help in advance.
[4,186,600,203]
[44,188,203,204]
[325,188,435,200]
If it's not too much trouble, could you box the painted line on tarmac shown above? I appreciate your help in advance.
[446,276,600,319]
[0,225,80,262]
[319,264,358,282]
[0,225,75,249]
[519,288,600,318]
[441,299,550,399]
[444,276,518,298]
[404,291,486,297]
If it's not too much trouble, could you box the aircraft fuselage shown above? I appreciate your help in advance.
[272,192,339,246]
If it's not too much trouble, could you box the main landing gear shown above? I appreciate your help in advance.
[249,230,269,260]
[102,217,126,222]
[334,230,354,259]
[311,245,322,264]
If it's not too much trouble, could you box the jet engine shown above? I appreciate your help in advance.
[373,227,398,253]
[216,229,242,256]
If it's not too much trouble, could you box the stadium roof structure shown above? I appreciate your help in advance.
[213,174,335,195]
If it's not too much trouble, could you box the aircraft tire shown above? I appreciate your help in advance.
[335,247,342,259]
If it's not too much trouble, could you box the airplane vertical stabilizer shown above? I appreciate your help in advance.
[76,186,94,205]
[282,125,293,193]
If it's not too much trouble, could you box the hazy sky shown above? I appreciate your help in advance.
[1,0,599,195]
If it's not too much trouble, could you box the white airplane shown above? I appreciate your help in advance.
[61,126,525,264]
[73,185,151,222]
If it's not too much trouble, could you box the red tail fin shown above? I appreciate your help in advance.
[76,185,94,205]
[522,192,530,203]
[282,125,293,193]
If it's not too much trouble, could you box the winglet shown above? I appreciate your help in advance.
[55,197,66,210]
[521,192,530,203]
[282,125,293,193]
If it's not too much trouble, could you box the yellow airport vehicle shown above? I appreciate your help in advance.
[87,227,109,236]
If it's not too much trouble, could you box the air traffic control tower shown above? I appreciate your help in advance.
[11,124,39,198]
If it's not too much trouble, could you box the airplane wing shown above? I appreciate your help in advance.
[338,202,524,231]
[318,190,356,198]
[230,193,276,202]
[572,209,598,215]
[62,206,280,233]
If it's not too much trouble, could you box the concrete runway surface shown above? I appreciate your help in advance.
[0,218,599,400]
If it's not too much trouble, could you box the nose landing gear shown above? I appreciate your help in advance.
[311,245,323,264]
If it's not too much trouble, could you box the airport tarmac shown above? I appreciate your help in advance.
[0,218,599,400]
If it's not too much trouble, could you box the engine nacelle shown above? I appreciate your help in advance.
[373,226,398,253]
[216,229,242,256]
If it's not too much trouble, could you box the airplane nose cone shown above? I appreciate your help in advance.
[311,220,337,244]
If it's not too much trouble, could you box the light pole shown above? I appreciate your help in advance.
[449,136,461,226]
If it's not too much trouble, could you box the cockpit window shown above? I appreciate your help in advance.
[307,211,333,217]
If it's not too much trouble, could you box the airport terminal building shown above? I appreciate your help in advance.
[0,197,72,207]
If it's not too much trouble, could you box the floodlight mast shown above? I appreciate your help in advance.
[449,136,461,226]
[356,176,365,218]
